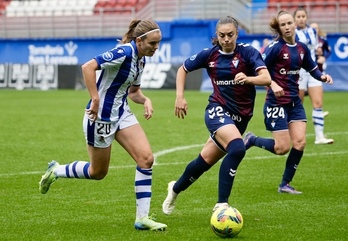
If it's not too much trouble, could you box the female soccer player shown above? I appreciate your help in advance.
[39,19,167,231]
[243,10,333,194]
[162,16,272,215]
[310,22,332,117]
[310,22,332,74]
[294,7,333,144]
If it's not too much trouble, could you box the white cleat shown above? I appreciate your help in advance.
[134,217,167,231]
[212,202,229,213]
[162,181,178,215]
[315,137,334,145]
[39,160,60,194]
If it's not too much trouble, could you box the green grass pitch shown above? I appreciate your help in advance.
[0,89,347,241]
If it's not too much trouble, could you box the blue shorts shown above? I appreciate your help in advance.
[263,98,307,132]
[204,102,251,136]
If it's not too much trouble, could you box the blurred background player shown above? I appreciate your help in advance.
[162,16,271,215]
[310,22,332,74]
[39,19,167,231]
[260,38,270,53]
[294,6,333,144]
[310,22,332,117]
[244,10,334,194]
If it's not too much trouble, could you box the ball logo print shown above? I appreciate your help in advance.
[210,206,243,238]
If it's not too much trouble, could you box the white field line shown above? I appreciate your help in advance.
[1,131,346,177]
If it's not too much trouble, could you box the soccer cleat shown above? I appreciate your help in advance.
[134,217,167,231]
[314,137,334,145]
[243,132,256,150]
[39,160,60,194]
[278,184,302,194]
[323,111,329,117]
[212,202,229,212]
[162,181,178,215]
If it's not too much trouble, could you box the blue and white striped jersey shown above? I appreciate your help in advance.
[263,38,317,106]
[295,26,318,61]
[183,43,267,117]
[86,40,145,122]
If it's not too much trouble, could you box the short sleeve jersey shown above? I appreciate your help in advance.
[263,38,317,105]
[87,41,145,122]
[295,26,318,61]
[183,43,267,117]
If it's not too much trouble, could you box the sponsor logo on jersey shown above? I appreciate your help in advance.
[279,68,300,75]
[212,78,244,85]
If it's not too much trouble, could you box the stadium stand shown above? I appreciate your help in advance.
[94,0,149,14]
[251,0,348,34]
[0,0,346,38]
[2,0,149,16]
[4,0,99,16]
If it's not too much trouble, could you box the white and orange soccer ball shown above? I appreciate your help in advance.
[210,206,244,238]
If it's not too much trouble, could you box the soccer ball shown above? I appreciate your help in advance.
[210,206,243,238]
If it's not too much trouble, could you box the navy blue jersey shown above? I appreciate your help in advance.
[183,43,267,117]
[318,36,331,59]
[317,36,331,72]
[263,38,317,106]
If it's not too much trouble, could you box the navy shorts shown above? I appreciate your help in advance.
[204,102,251,136]
[263,98,307,132]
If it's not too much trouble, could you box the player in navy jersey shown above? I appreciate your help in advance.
[162,16,272,215]
[243,10,333,194]
[39,19,167,231]
[294,7,333,144]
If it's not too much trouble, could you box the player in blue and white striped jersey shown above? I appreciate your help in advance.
[295,6,333,144]
[243,10,333,194]
[39,19,167,231]
[162,16,272,215]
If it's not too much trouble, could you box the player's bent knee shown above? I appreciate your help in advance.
[274,145,290,155]
[293,140,306,151]
[136,153,154,168]
[226,139,246,159]
[89,169,108,180]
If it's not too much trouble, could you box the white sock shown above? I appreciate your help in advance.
[55,161,91,179]
[312,108,324,139]
[135,166,152,219]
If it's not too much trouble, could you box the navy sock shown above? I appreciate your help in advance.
[218,138,245,203]
[254,137,276,154]
[280,148,303,187]
[173,154,212,194]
